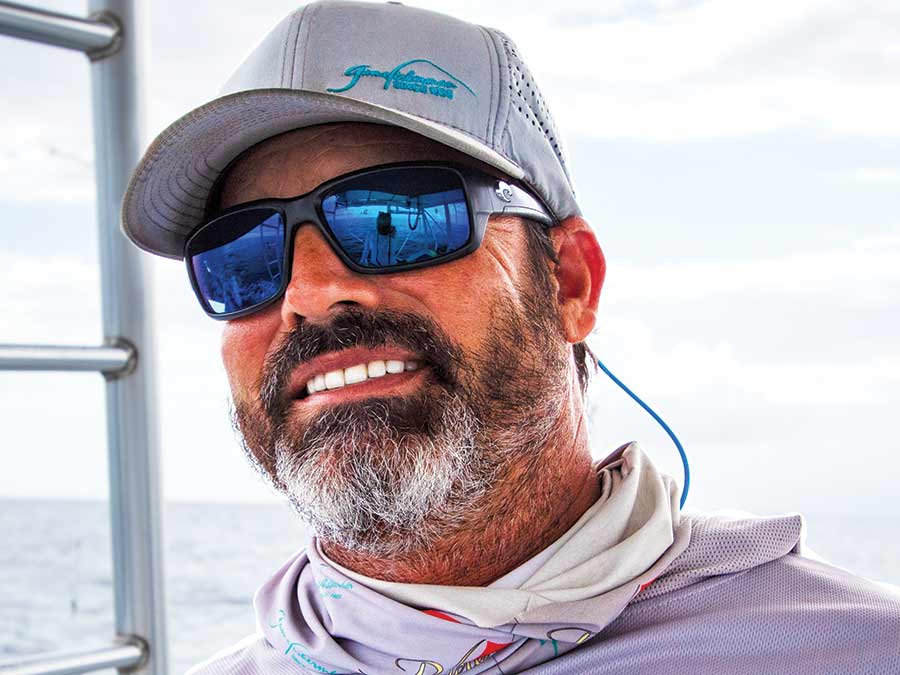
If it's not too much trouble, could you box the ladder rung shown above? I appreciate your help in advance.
[0,1,118,54]
[0,343,133,374]
[0,640,145,675]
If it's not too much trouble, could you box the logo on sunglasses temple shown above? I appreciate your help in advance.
[495,181,514,203]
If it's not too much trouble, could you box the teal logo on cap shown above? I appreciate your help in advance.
[327,58,475,101]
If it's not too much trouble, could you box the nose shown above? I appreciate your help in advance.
[279,222,383,326]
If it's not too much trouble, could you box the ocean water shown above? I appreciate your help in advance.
[1,499,898,674]
[0,499,306,674]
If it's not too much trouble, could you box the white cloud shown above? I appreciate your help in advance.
[843,167,900,184]
[604,229,900,304]
[0,134,95,203]
[582,312,900,516]
[0,250,96,294]
[0,250,102,345]
[591,323,900,406]
[497,0,900,140]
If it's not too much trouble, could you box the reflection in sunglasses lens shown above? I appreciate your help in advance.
[190,209,285,315]
[322,167,471,268]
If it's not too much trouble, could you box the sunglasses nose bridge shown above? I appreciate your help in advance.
[283,198,321,233]
[281,199,331,260]
[279,210,383,324]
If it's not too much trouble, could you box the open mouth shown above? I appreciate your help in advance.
[293,359,424,401]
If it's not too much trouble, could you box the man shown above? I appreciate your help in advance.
[122,2,900,673]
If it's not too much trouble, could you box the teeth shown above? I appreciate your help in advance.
[367,360,387,378]
[344,363,367,385]
[304,359,421,397]
[324,369,345,389]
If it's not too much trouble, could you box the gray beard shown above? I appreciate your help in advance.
[272,374,566,558]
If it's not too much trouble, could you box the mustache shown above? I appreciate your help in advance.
[259,306,467,417]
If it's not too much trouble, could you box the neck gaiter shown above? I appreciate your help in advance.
[255,442,690,674]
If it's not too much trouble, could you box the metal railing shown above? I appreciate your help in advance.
[0,640,147,675]
[0,2,167,674]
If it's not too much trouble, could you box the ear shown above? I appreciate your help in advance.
[550,216,605,343]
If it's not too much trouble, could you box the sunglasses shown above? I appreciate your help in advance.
[185,162,555,320]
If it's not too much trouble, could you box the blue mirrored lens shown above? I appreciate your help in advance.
[189,208,285,315]
[321,167,470,268]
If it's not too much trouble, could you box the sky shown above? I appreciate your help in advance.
[1,0,898,517]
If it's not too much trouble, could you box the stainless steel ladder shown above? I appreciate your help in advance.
[0,2,167,674]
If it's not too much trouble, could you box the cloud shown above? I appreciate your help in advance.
[581,312,900,516]
[603,229,900,305]
[497,0,900,140]
[589,324,900,407]
[843,167,900,184]
[0,135,95,203]
[0,250,102,344]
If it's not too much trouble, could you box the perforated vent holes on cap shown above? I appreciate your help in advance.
[497,31,574,185]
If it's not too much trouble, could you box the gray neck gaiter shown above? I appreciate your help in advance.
[255,443,690,674]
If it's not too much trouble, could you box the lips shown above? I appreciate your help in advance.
[286,346,424,401]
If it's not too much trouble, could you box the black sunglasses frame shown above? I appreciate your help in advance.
[184,161,556,321]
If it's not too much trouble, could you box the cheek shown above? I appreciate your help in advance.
[221,313,277,401]
[389,254,503,354]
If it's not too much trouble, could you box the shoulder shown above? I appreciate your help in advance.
[595,511,900,674]
[629,541,900,628]
[184,633,287,675]
[767,550,900,635]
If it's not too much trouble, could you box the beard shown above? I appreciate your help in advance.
[231,270,570,558]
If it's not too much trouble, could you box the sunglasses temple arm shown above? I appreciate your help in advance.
[499,205,554,228]
[485,178,556,227]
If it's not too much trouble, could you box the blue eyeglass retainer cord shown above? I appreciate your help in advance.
[595,358,691,510]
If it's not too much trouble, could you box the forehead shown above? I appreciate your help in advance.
[216,122,498,210]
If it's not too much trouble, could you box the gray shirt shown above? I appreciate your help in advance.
[187,508,900,674]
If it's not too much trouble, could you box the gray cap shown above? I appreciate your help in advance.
[121,0,580,260]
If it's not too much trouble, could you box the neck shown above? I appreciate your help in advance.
[320,397,600,586]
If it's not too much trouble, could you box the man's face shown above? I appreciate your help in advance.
[220,123,574,556]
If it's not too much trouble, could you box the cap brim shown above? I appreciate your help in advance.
[121,88,525,260]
